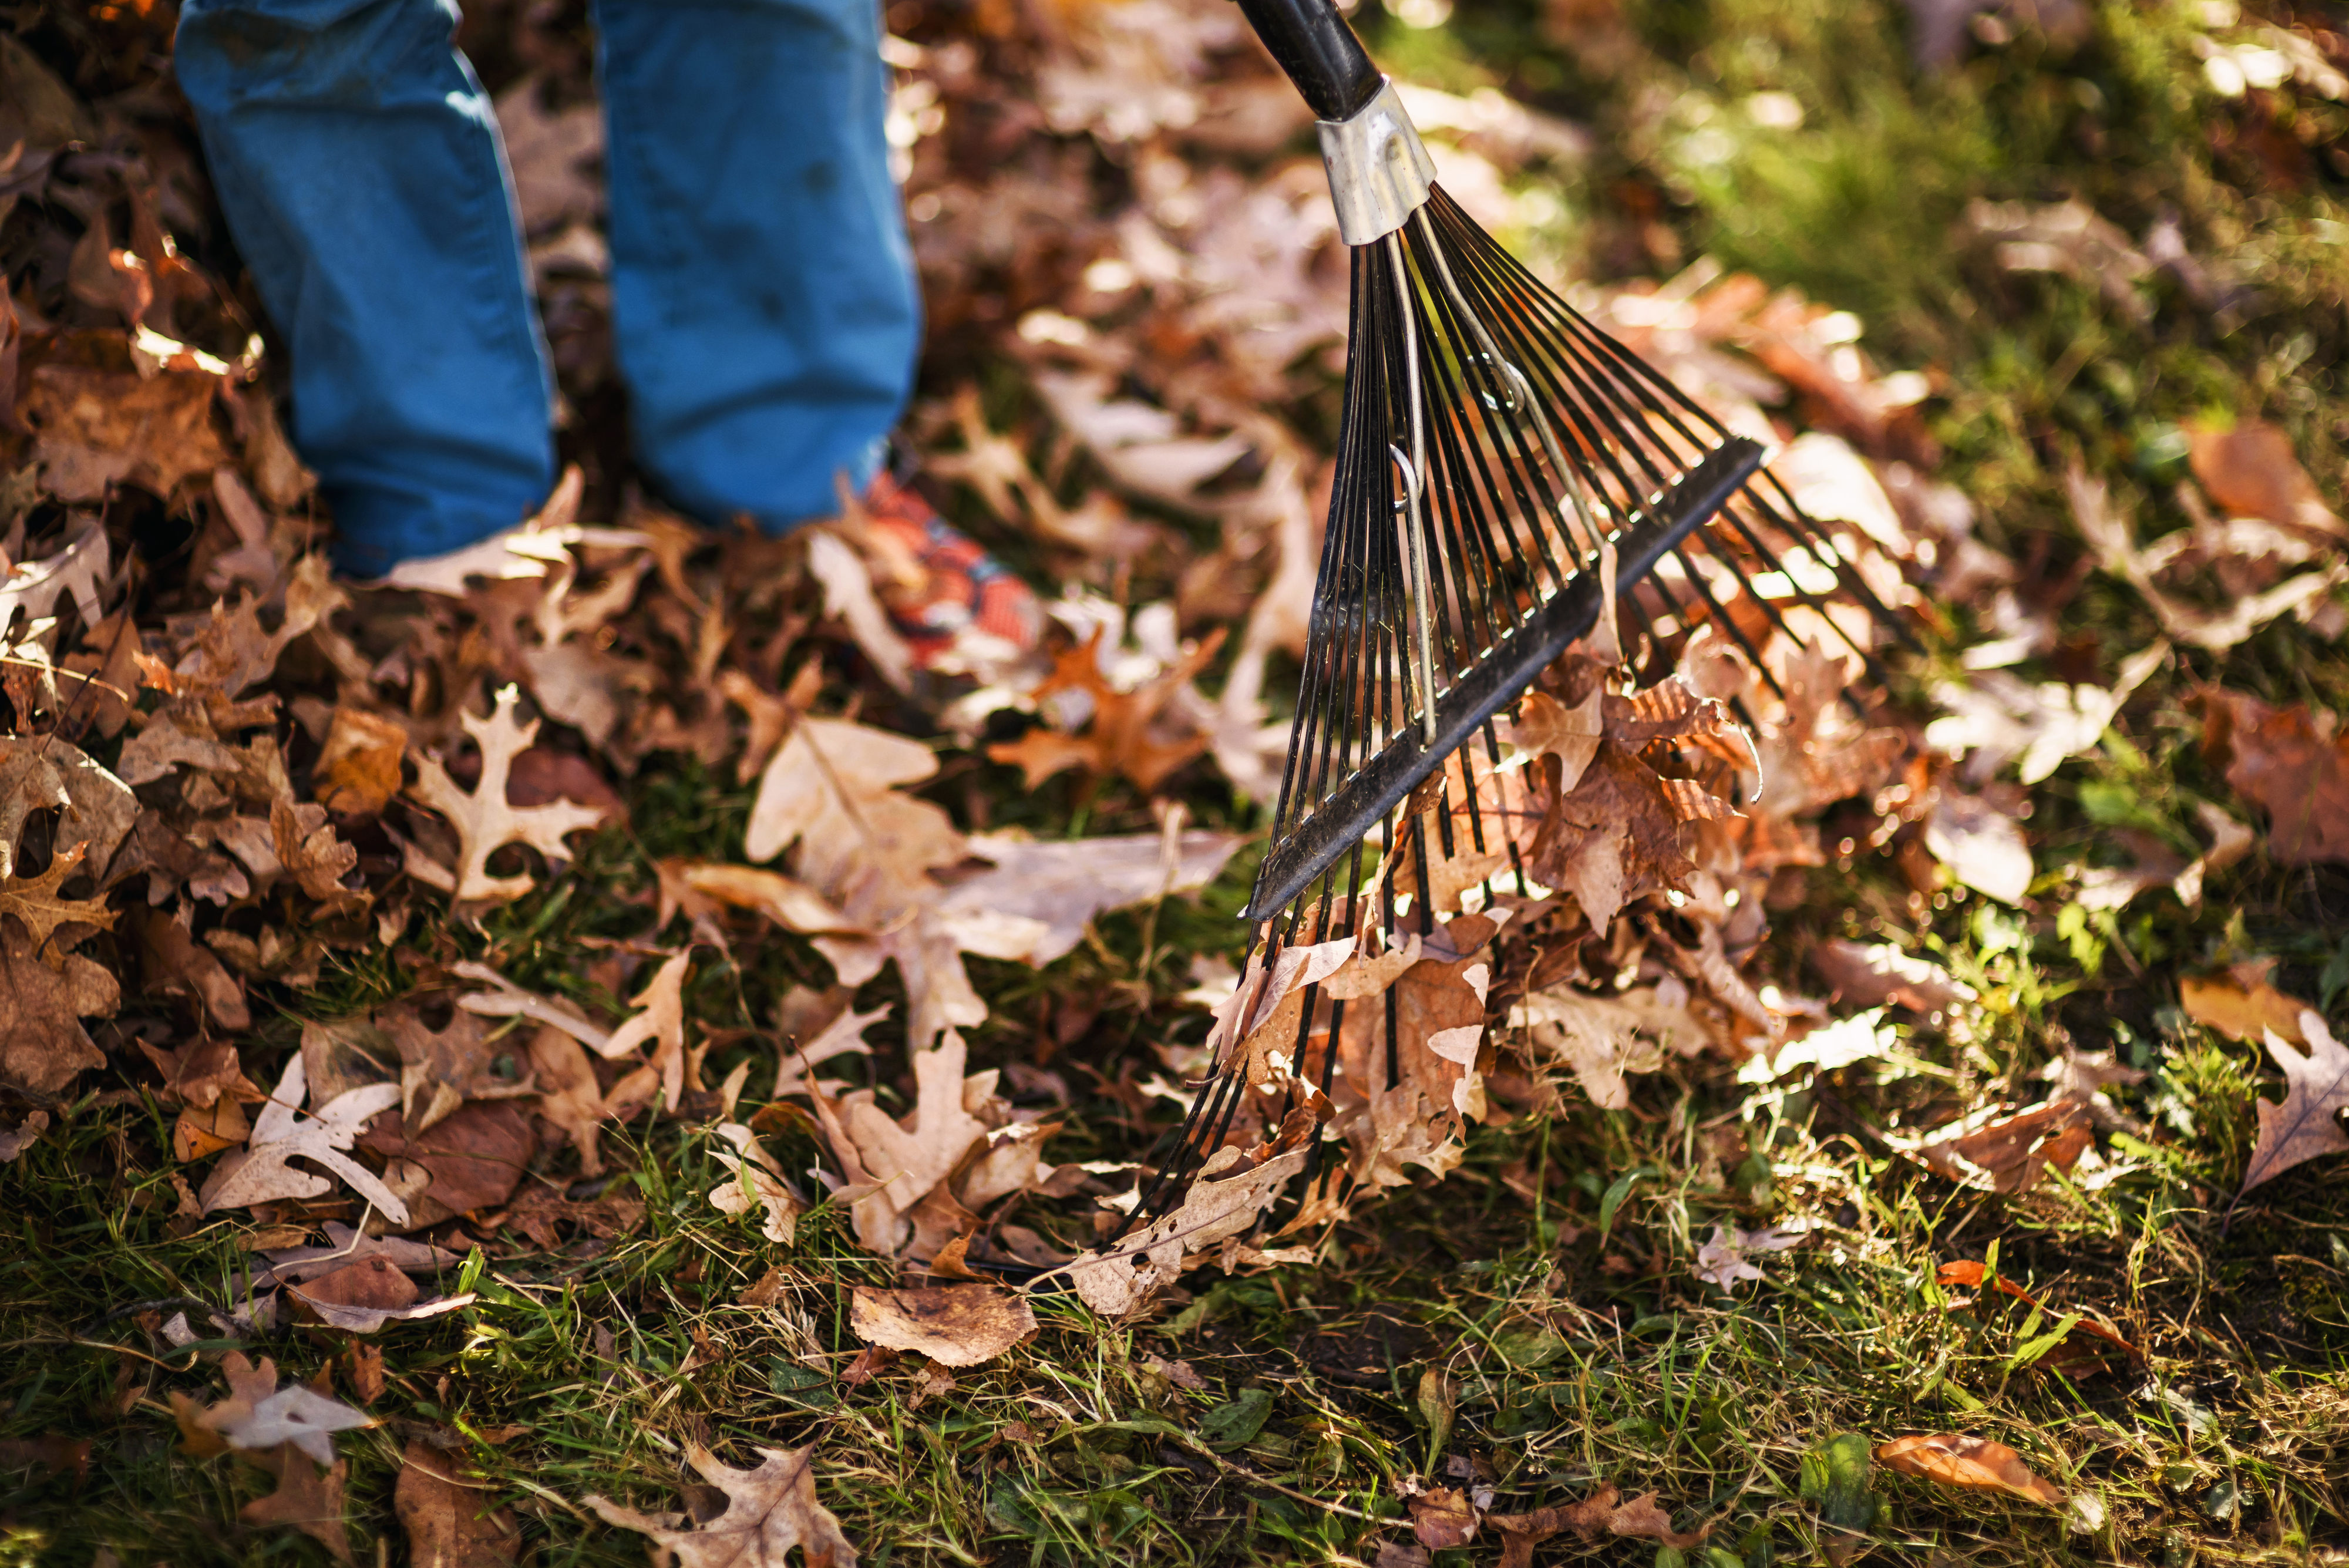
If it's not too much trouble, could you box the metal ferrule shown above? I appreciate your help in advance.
[1317,77,1436,247]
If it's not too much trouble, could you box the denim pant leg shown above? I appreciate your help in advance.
[593,0,920,531]
[176,0,555,574]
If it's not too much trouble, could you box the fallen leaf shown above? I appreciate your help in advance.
[2180,971,2310,1044]
[933,829,1241,966]
[1934,1260,2141,1368]
[1063,1140,1311,1317]
[192,1351,373,1466]
[2188,418,2347,543]
[2237,1010,2349,1198]
[2071,466,2344,652]
[358,1102,533,1229]
[1692,1223,1802,1288]
[1493,1483,1712,1550]
[1809,940,1976,1012]
[1876,1434,2065,1505]
[381,1001,536,1135]
[847,1284,1038,1367]
[986,628,1220,795]
[1407,1485,1478,1549]
[313,706,409,815]
[598,950,698,1111]
[586,1443,859,1568]
[0,1109,48,1162]
[2199,689,2349,866]
[200,1054,410,1224]
[827,1030,992,1256]
[406,685,608,902]
[1909,1099,2094,1193]
[1512,979,1700,1106]
[241,1442,355,1566]
[1924,790,2032,904]
[1926,643,2166,786]
[25,361,227,500]
[709,1122,803,1245]
[394,1441,521,1568]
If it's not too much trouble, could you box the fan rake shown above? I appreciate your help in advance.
[1118,0,1901,1232]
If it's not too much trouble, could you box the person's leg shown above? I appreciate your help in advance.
[175,0,554,574]
[592,0,918,531]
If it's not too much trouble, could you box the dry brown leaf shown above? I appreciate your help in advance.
[358,1102,533,1230]
[587,1443,859,1568]
[0,735,135,881]
[25,359,227,500]
[0,1110,48,1163]
[1876,1434,2064,1505]
[1332,913,1503,1190]
[2180,971,2310,1044]
[200,1054,410,1223]
[709,1121,803,1244]
[271,797,364,907]
[1911,1099,2094,1194]
[1491,1483,1712,1554]
[529,1025,616,1176]
[847,1284,1039,1367]
[2237,1010,2349,1199]
[2188,418,2347,543]
[314,706,409,815]
[0,840,115,954]
[189,1351,374,1465]
[138,907,250,1030]
[0,923,118,1096]
[2200,689,2349,867]
[394,1442,521,1568]
[1510,980,1701,1109]
[1809,940,1976,1012]
[241,1442,355,1567]
[173,1096,250,1161]
[829,1030,992,1256]
[671,863,864,936]
[406,685,608,902]
[381,1002,536,1135]
[1063,1139,1311,1317]
[1934,1260,2141,1370]
[139,1035,256,1109]
[987,628,1220,795]
[1407,1486,1478,1549]
[599,951,696,1111]
[933,829,1241,967]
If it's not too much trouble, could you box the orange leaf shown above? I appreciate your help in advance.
[1876,1434,2063,1505]
[2180,972,2310,1045]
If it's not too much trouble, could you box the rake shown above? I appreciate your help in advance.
[1119,0,1902,1228]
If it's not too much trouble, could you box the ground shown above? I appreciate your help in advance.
[1,0,2347,1564]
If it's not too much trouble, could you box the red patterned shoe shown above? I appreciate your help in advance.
[849,473,1043,674]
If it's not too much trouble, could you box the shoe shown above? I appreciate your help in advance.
[850,472,1043,673]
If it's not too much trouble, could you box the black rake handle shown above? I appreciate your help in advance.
[1234,0,1384,120]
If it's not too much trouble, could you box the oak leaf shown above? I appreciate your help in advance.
[394,1442,521,1568]
[2237,1011,2349,1197]
[381,1001,536,1135]
[313,706,409,815]
[200,1053,411,1225]
[406,685,607,902]
[0,924,119,1096]
[2201,689,2349,866]
[824,1030,992,1256]
[847,1284,1039,1367]
[1063,1138,1312,1317]
[1909,1099,2092,1194]
[587,1443,859,1568]
[0,840,115,954]
[598,950,697,1111]
[2180,970,2310,1044]
[1876,1434,2064,1505]
[190,1351,374,1466]
[241,1442,355,1566]
[986,627,1221,794]
[709,1122,803,1244]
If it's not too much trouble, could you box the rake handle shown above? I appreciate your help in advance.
[1235,0,1383,120]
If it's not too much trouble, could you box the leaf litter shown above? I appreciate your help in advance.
[2,0,2345,1560]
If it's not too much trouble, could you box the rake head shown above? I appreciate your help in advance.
[1115,6,1903,1235]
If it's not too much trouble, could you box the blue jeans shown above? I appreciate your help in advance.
[176,0,920,573]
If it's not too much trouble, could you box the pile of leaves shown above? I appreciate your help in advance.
[4,0,2348,1560]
